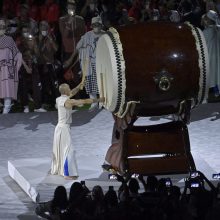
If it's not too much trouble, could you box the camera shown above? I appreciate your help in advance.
[190,171,199,178]
[108,174,117,180]
[212,173,220,179]
[190,182,200,188]
[165,178,172,187]
[131,173,139,178]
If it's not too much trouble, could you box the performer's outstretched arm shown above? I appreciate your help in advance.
[65,97,104,109]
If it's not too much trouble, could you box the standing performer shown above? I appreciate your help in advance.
[102,104,137,174]
[76,16,105,110]
[51,82,103,179]
[0,18,22,114]
[202,10,220,97]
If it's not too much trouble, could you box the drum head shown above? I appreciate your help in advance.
[96,28,126,115]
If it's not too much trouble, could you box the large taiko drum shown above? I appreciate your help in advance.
[96,22,209,117]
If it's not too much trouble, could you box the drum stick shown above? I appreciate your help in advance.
[100,72,104,100]
[104,69,107,104]
[80,59,88,90]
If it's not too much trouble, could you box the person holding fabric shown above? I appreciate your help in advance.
[202,10,220,97]
[76,16,105,110]
[51,82,104,179]
[0,18,22,114]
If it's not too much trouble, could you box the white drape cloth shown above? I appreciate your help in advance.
[203,25,220,89]
[76,30,105,76]
[76,30,105,94]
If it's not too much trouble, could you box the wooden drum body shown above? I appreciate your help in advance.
[96,22,209,117]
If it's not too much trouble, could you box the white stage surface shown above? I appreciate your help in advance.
[0,103,220,219]
[8,153,217,203]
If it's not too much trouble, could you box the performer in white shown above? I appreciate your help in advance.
[51,83,103,179]
[202,10,220,96]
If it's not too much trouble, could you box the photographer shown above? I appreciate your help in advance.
[18,32,46,113]
[206,182,220,220]
[181,171,216,220]
[38,20,59,107]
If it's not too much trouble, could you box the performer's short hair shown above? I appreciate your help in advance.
[59,83,69,94]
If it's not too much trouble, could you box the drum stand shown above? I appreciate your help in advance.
[122,119,196,176]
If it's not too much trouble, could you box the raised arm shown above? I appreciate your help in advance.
[63,51,78,69]
[69,75,86,98]
[69,84,82,98]
[22,59,32,74]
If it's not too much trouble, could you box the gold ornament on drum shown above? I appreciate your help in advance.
[153,70,174,92]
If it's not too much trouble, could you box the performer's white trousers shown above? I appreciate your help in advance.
[51,123,78,176]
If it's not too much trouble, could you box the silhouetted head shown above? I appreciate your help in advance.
[91,185,104,201]
[146,175,158,192]
[51,185,68,213]
[104,188,118,208]
[170,185,181,200]
[128,178,140,194]
[69,182,84,203]
[158,178,168,195]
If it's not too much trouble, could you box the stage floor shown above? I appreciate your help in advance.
[0,103,220,219]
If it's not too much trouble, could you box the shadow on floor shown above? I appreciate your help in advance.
[0,108,102,131]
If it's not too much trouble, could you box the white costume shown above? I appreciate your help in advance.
[51,95,78,177]
[203,10,220,91]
